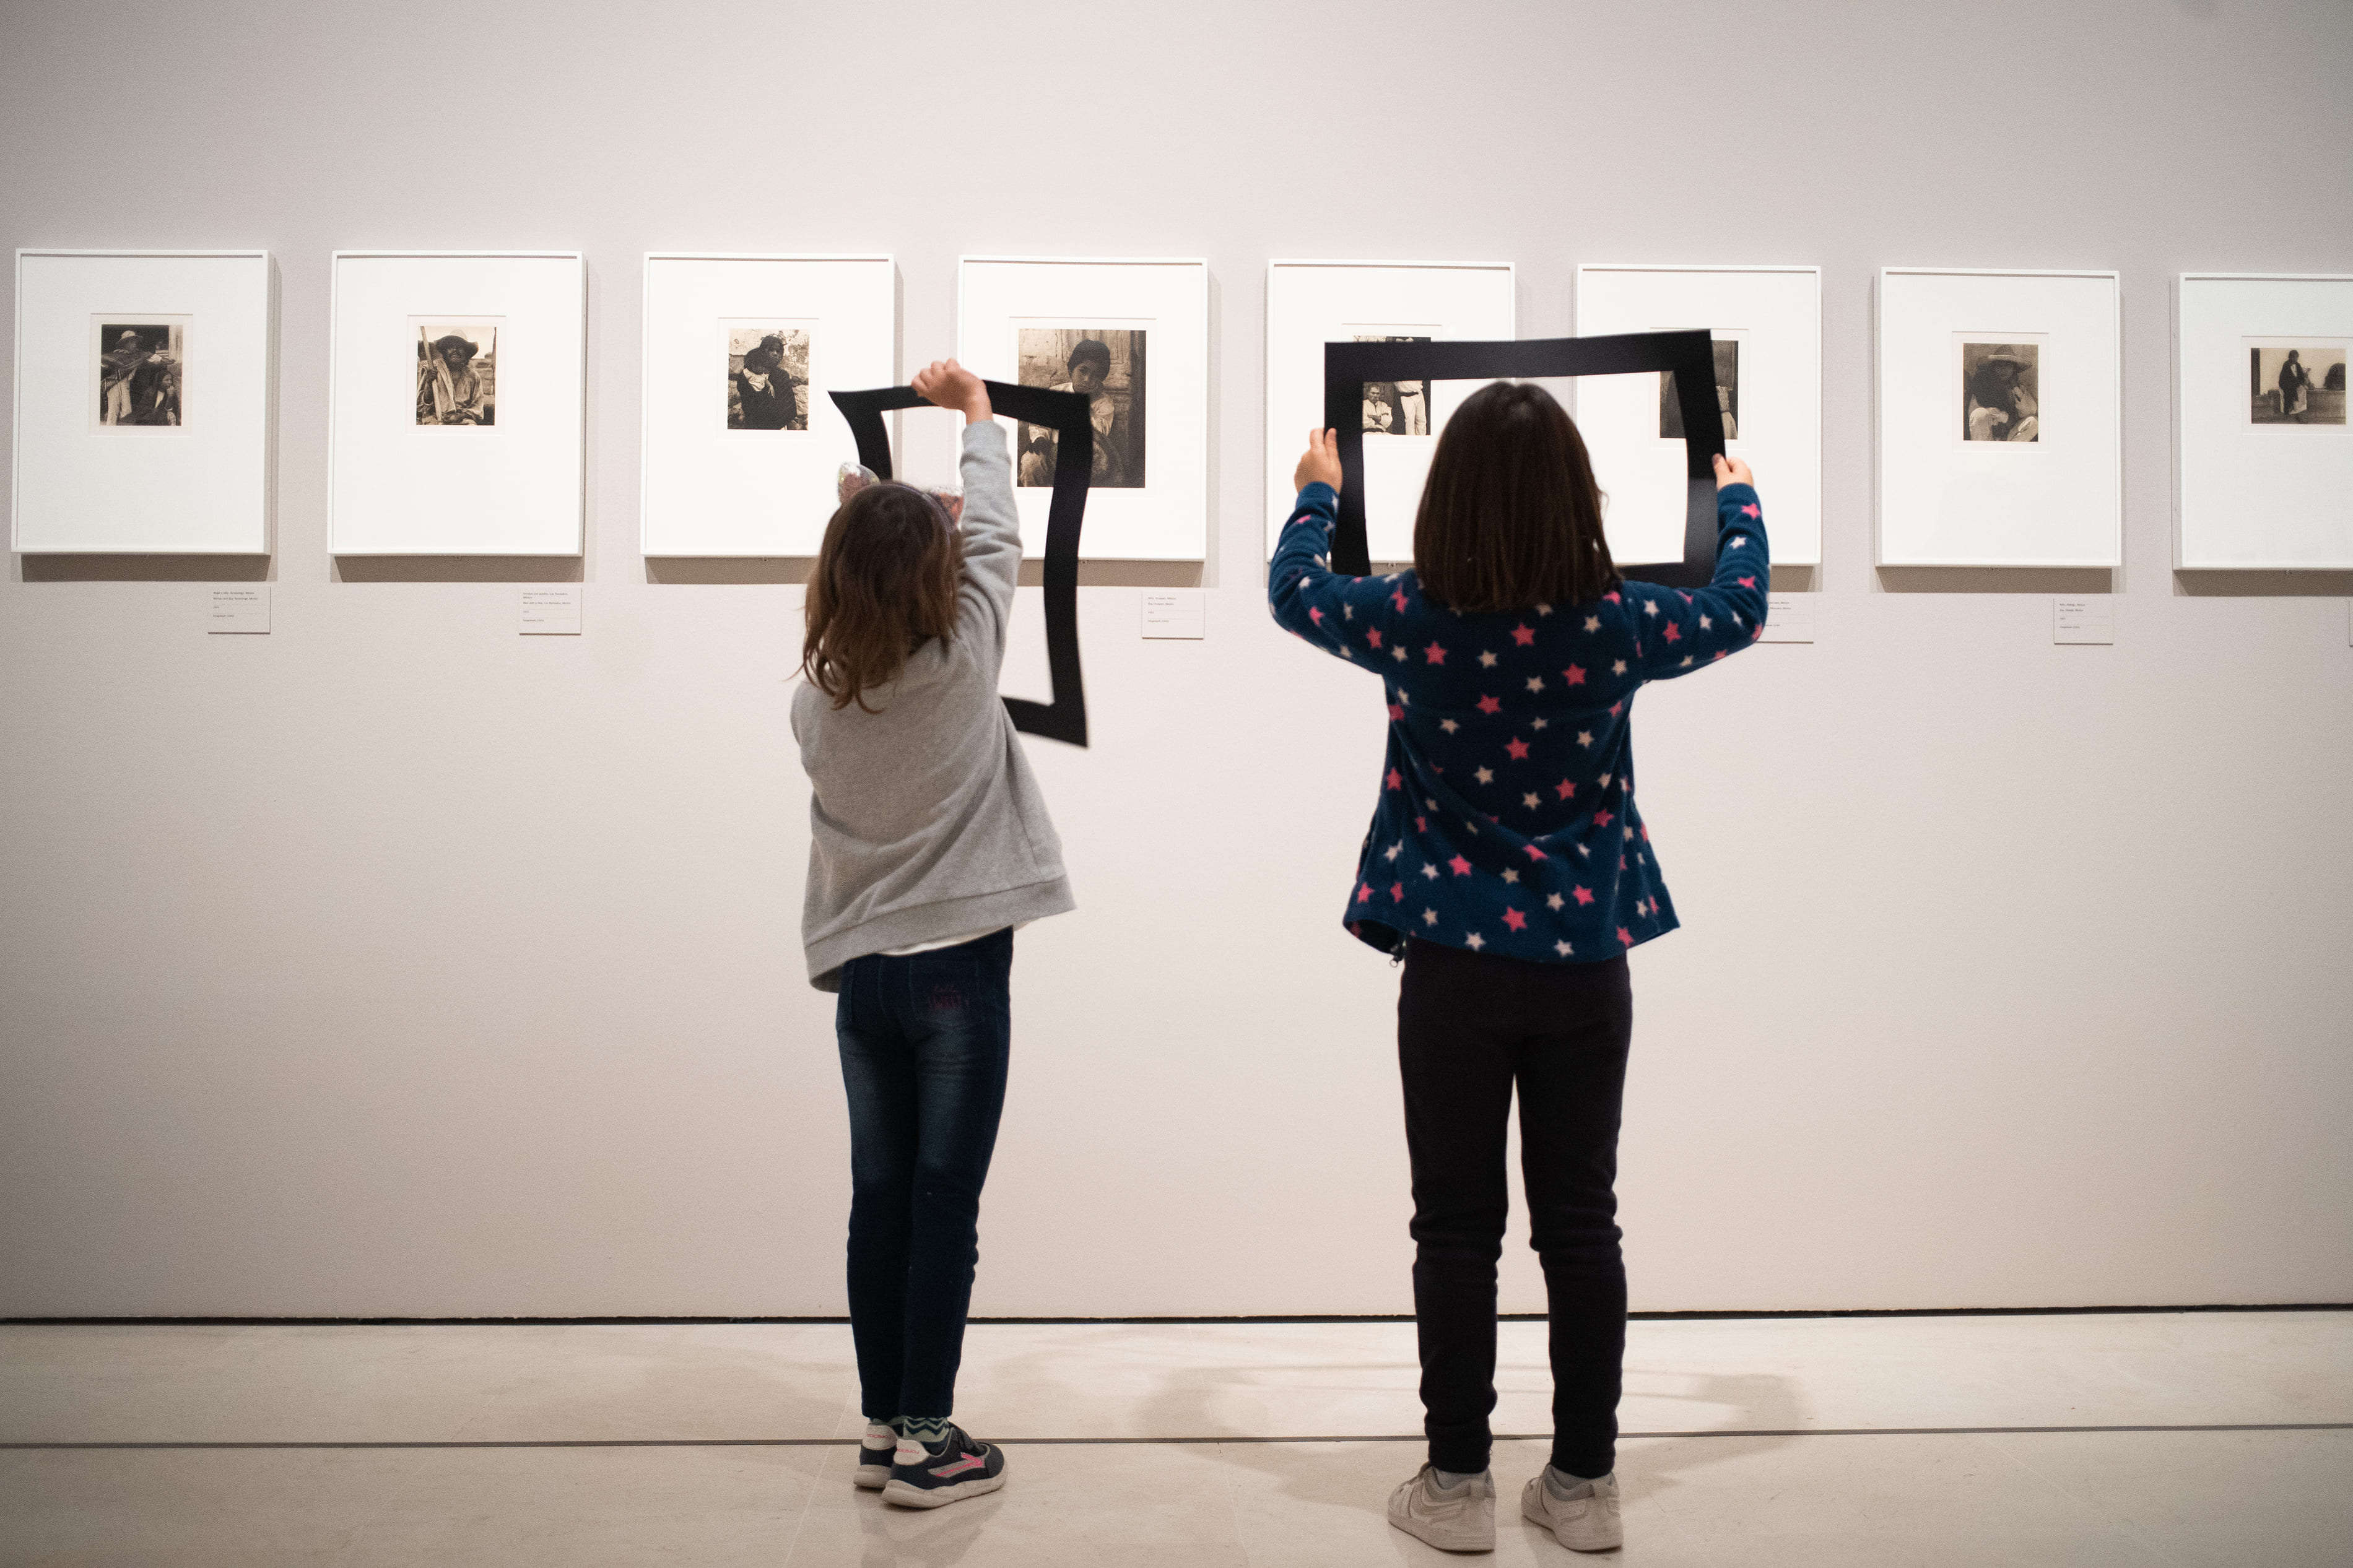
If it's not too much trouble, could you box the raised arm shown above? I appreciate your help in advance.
[1624,456,1771,681]
[911,360,1021,664]
[1268,428,1412,664]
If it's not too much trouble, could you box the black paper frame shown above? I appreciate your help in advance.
[828,380,1095,747]
[1323,331,1727,587]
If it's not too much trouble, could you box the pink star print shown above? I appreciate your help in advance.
[1391,587,1409,612]
[1741,503,1759,519]
[1476,695,1502,715]
[1356,882,1373,903]
[1388,703,1405,722]
[1510,623,1536,646]
[1617,926,1635,946]
[1555,779,1576,800]
[1416,816,1428,832]
[1522,843,1548,862]
[1424,642,1448,665]
[1738,576,1755,589]
[1604,591,1621,605]
[1391,881,1406,902]
[1308,607,1323,625]
[1609,701,1625,717]
[1367,630,1383,649]
[1505,737,1530,760]
[1564,664,1586,685]
[1594,808,1614,828]
[1385,768,1403,790]
[1447,855,1472,877]
[1661,622,1681,644]
[1572,885,1596,906]
[1502,908,1528,932]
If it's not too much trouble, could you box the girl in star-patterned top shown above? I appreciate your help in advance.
[1267,381,1767,1555]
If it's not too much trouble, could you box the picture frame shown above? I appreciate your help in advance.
[1264,259,1514,562]
[1876,267,2121,568]
[2176,272,2353,570]
[956,256,1207,561]
[328,251,585,556]
[1576,263,1821,566]
[640,253,895,557]
[12,248,272,554]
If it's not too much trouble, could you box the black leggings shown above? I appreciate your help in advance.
[1397,938,1633,1479]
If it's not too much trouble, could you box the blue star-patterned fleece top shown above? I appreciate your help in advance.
[1268,482,1769,963]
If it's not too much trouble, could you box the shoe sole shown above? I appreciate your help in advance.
[1520,1476,1621,1552]
[1388,1509,1495,1553]
[853,1465,888,1490]
[882,1471,1006,1509]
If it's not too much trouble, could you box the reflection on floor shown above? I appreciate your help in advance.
[1,1312,2347,1565]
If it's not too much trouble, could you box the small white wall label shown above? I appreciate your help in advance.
[1759,592,1815,643]
[1141,589,1206,639]
[207,586,270,634]
[2053,596,2114,644]
[521,586,581,635]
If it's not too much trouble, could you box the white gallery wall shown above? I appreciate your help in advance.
[2,0,2350,1317]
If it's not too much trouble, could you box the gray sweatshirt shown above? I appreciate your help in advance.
[791,421,1074,990]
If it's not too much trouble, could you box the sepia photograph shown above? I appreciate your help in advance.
[723,323,810,431]
[1960,340,2039,442]
[2246,339,2347,426]
[1351,332,1433,436]
[1659,337,1739,441]
[413,319,500,427]
[1016,326,1146,488]
[93,318,186,430]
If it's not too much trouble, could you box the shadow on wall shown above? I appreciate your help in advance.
[333,556,583,584]
[1876,566,2114,596]
[2174,570,2353,597]
[20,554,271,583]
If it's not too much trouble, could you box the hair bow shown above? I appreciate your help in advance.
[837,462,964,526]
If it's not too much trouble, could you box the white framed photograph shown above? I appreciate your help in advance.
[328,251,584,556]
[957,257,1207,561]
[1264,260,1514,561]
[1575,263,1822,566]
[2177,274,2353,570]
[641,254,894,557]
[13,249,270,553]
[1876,267,2120,568]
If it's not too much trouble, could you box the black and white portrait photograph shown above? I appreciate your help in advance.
[413,320,499,427]
[2247,340,2347,426]
[1960,341,2039,443]
[1352,332,1433,436]
[92,318,186,430]
[724,323,810,431]
[1659,337,1739,441]
[1016,327,1146,488]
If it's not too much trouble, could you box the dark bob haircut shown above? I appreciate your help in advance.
[800,482,961,712]
[1412,381,1616,613]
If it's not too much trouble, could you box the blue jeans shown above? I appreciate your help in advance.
[835,927,1014,1422]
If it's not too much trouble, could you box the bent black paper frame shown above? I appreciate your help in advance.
[829,380,1095,747]
[1321,331,1727,586]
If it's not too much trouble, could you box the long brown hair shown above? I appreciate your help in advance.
[1412,381,1617,612]
[800,483,962,712]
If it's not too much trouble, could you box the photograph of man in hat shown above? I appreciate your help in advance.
[415,326,494,427]
[97,323,183,428]
[1962,342,2038,442]
[2248,341,2349,426]
[728,330,806,431]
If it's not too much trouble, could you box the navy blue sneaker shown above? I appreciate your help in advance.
[880,1423,1006,1508]
[854,1420,897,1489]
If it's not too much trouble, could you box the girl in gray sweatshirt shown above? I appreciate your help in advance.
[792,360,1072,1508]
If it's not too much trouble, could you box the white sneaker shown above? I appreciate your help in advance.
[1388,1463,1495,1553]
[1521,1466,1621,1552]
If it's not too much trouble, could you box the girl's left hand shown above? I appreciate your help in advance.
[1294,428,1343,493]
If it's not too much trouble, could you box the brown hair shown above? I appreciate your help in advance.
[800,483,962,712]
[1412,381,1617,613]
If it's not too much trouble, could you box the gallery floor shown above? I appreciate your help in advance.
[1,1310,2346,1566]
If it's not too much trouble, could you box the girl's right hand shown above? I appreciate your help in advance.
[1712,453,1754,490]
[912,359,992,423]
[1294,428,1343,493]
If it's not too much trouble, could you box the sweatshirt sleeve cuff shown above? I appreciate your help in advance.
[1296,481,1337,511]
